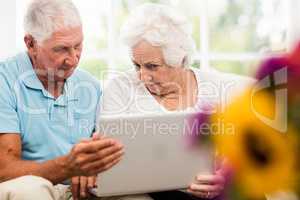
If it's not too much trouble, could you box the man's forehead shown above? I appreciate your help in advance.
[44,26,83,45]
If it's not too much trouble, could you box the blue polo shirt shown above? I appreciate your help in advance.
[0,52,101,162]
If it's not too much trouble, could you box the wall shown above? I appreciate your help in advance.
[288,0,300,49]
[0,0,17,60]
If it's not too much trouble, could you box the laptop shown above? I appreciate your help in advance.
[91,111,214,197]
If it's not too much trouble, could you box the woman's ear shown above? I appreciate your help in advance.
[181,55,188,68]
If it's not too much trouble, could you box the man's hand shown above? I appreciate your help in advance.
[71,176,96,200]
[62,132,124,177]
[0,132,123,184]
[70,133,120,200]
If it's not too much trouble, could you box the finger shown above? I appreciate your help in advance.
[187,189,218,199]
[84,150,124,173]
[186,189,208,199]
[88,154,123,175]
[101,156,123,171]
[80,132,103,143]
[91,143,123,162]
[214,156,225,170]
[215,157,232,179]
[74,138,117,154]
[77,143,124,166]
[71,176,80,200]
[195,174,225,185]
[94,157,122,174]
[80,138,92,143]
[92,132,104,140]
[79,176,88,198]
[189,183,224,193]
[87,176,97,189]
[215,167,227,177]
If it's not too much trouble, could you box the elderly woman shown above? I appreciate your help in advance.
[100,3,253,200]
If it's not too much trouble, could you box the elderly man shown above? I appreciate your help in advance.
[0,0,123,200]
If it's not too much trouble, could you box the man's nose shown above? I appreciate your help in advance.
[65,49,79,66]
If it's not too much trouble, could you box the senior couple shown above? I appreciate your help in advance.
[0,0,252,200]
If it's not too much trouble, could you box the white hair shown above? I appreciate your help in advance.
[120,3,196,68]
[24,0,82,44]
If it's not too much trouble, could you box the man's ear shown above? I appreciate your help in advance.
[24,34,38,55]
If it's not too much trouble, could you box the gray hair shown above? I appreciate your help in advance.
[24,0,82,44]
[120,3,196,68]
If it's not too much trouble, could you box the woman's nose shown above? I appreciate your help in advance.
[140,67,153,82]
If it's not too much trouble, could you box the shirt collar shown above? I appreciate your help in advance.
[17,52,44,91]
[17,52,79,102]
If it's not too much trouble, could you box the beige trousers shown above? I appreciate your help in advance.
[0,176,153,200]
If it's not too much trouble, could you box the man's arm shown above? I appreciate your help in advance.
[0,133,69,184]
[0,133,124,185]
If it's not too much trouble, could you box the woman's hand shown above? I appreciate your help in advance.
[187,169,225,199]
[187,157,231,199]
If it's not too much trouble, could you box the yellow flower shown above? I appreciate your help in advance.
[212,90,298,198]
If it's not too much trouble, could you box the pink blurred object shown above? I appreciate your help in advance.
[256,41,300,100]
